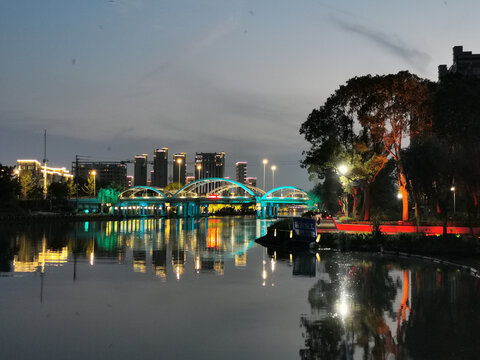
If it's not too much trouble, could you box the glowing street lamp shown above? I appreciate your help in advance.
[451,186,456,215]
[177,158,182,185]
[338,164,348,176]
[262,159,268,190]
[90,170,97,197]
[196,164,202,180]
[271,165,277,189]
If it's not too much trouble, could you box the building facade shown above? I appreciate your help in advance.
[194,152,225,194]
[245,177,257,187]
[235,162,247,184]
[72,161,128,187]
[173,153,186,185]
[153,147,168,188]
[439,46,480,79]
[134,154,148,186]
[17,159,73,188]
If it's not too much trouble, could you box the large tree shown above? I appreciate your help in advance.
[301,71,431,221]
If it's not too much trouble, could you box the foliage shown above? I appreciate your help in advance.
[97,187,121,204]
[19,169,40,199]
[66,179,77,198]
[0,164,20,212]
[47,181,69,200]
[82,174,96,196]
[165,182,182,192]
[301,71,431,221]
[319,231,480,255]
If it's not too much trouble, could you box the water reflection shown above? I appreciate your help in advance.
[1,220,480,359]
[1,218,268,280]
[299,252,480,359]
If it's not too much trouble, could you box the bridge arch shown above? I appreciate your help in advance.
[261,186,309,200]
[174,178,265,198]
[119,186,169,199]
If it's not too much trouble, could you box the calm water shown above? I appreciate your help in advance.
[0,217,479,360]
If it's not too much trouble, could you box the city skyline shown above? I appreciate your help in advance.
[2,1,479,190]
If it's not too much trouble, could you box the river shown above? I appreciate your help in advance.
[0,217,479,359]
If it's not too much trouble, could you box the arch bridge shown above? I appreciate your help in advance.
[111,178,310,218]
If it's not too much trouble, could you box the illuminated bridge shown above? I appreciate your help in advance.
[101,178,310,219]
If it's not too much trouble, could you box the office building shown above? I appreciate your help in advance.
[17,159,73,187]
[235,162,247,184]
[134,154,148,186]
[72,161,128,187]
[173,153,186,185]
[153,147,168,188]
[439,46,480,79]
[195,152,225,194]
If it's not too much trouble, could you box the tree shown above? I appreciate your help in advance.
[97,187,120,205]
[432,73,480,218]
[47,181,69,201]
[66,178,77,198]
[165,182,182,192]
[301,71,432,221]
[82,174,96,196]
[19,170,40,200]
[0,164,20,211]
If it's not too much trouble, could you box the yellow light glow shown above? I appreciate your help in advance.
[338,164,349,175]
[271,165,277,171]
[262,159,268,165]
[91,170,97,176]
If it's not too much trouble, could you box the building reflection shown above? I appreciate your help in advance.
[0,218,261,281]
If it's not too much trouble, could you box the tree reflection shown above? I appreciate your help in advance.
[299,254,399,359]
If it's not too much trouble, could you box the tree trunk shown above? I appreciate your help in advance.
[363,184,371,221]
[352,187,358,219]
[398,172,409,222]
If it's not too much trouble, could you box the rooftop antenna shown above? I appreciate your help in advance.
[43,130,48,199]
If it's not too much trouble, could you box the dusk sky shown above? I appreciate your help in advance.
[1,0,478,190]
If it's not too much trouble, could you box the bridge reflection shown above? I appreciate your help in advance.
[5,218,272,280]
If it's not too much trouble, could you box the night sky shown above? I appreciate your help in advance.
[1,0,478,190]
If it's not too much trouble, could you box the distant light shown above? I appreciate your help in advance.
[397,192,403,199]
[262,159,268,165]
[451,186,455,192]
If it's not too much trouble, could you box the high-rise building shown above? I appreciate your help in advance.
[153,147,168,188]
[235,162,247,184]
[195,152,225,194]
[72,161,127,187]
[439,46,480,79]
[245,177,257,187]
[173,153,186,185]
[134,154,148,186]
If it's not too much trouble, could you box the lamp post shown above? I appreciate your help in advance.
[177,158,182,186]
[196,164,202,180]
[91,170,96,197]
[271,165,277,189]
[262,159,268,190]
[338,164,348,217]
[451,186,456,215]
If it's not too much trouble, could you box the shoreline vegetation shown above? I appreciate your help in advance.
[267,218,480,257]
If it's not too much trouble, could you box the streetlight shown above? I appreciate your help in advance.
[271,165,277,189]
[91,170,96,197]
[177,158,182,186]
[338,164,348,217]
[262,159,268,190]
[196,164,202,180]
[451,186,456,215]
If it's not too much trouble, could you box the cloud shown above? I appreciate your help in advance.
[144,14,240,80]
[333,18,431,71]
